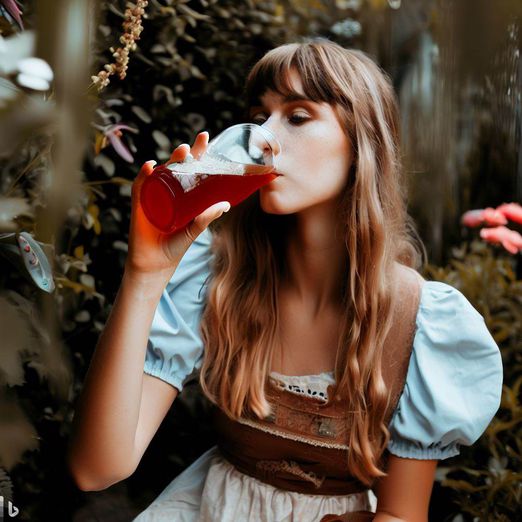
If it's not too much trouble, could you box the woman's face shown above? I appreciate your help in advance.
[248,69,353,215]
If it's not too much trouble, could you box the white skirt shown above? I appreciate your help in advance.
[133,446,378,522]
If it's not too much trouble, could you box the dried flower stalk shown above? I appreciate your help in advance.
[91,0,148,92]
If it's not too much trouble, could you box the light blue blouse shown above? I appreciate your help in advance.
[144,228,503,460]
[144,228,213,392]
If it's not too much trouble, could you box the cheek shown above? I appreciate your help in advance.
[300,124,351,182]
[259,166,348,215]
[260,124,352,213]
[298,139,351,199]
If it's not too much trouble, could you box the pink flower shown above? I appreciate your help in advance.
[1,0,23,29]
[103,124,138,163]
[461,209,484,227]
[461,207,507,227]
[462,202,522,255]
[480,226,522,255]
[496,202,522,225]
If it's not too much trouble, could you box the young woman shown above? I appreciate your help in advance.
[67,39,503,522]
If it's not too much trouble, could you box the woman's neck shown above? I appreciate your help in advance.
[283,202,347,316]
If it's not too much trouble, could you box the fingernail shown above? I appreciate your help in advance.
[222,202,231,213]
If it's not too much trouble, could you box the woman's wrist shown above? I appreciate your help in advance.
[121,264,177,301]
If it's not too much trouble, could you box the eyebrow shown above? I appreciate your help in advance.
[250,93,314,109]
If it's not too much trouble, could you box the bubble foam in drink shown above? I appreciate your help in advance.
[141,155,280,234]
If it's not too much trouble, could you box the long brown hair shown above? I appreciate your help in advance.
[199,38,426,485]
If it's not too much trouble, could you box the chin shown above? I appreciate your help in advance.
[259,192,295,215]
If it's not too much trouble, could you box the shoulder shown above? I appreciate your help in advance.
[156,227,214,330]
[416,279,488,344]
[167,228,214,292]
[413,278,503,397]
[391,263,486,333]
[387,277,504,459]
[145,228,214,391]
[392,262,425,288]
[387,262,425,340]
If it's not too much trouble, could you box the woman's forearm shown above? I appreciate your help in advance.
[66,267,174,490]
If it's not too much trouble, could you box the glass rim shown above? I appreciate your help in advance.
[208,122,282,157]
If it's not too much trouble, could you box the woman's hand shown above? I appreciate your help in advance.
[125,131,230,280]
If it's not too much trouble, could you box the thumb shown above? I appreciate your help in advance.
[132,160,157,206]
[184,201,231,242]
[136,160,157,185]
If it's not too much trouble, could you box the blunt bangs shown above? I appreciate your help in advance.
[243,40,341,116]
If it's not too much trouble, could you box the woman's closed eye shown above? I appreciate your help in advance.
[288,114,309,125]
[251,113,310,126]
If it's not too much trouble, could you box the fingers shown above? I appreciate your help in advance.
[139,159,157,177]
[132,160,157,200]
[191,131,209,159]
[135,160,157,186]
[184,201,231,243]
[168,131,209,164]
[168,143,191,164]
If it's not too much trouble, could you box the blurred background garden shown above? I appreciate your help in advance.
[0,0,521,520]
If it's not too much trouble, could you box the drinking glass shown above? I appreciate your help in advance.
[140,123,282,234]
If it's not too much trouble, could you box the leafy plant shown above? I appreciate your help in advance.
[424,240,521,521]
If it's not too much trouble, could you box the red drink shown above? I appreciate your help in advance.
[141,160,279,234]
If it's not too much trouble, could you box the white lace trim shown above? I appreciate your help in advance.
[269,371,335,402]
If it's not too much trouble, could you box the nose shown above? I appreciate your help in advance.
[261,122,282,157]
[248,124,281,165]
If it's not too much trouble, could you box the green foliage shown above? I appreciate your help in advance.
[423,240,522,521]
